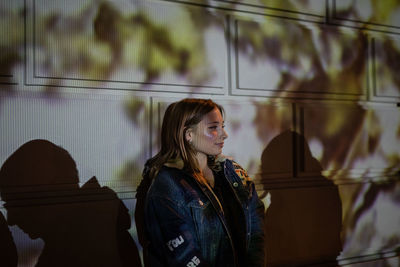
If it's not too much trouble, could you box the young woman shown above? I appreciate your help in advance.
[136,98,265,267]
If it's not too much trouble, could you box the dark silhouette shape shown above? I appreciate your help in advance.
[260,131,342,266]
[0,211,17,267]
[0,139,141,267]
[135,164,152,267]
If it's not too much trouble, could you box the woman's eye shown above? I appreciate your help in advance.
[208,126,217,129]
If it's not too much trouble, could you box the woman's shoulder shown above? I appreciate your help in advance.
[147,166,189,196]
[153,166,183,184]
[216,155,252,184]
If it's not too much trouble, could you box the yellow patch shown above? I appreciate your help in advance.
[233,161,251,185]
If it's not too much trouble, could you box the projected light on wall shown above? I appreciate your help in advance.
[1,0,399,266]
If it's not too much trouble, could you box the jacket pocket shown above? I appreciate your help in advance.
[188,198,223,262]
[188,198,210,231]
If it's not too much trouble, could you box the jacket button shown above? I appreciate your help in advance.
[233,182,239,187]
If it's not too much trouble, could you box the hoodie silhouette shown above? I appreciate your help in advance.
[0,139,141,267]
[260,131,342,266]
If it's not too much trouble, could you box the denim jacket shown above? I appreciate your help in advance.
[143,157,265,267]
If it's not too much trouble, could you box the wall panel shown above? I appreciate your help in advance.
[0,0,24,85]
[0,92,149,191]
[337,181,400,266]
[299,102,367,179]
[372,35,400,102]
[232,16,368,100]
[264,183,342,266]
[298,102,400,180]
[25,0,227,94]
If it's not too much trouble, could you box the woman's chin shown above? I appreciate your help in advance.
[211,150,223,156]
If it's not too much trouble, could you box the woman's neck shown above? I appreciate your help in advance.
[195,152,208,172]
[195,152,214,187]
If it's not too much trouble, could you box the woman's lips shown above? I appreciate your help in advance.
[216,142,224,148]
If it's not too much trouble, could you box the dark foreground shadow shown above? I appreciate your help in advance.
[260,131,342,267]
[0,211,17,267]
[135,164,152,267]
[0,139,141,267]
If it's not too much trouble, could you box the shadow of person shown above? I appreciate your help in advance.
[0,210,17,267]
[0,139,141,267]
[260,130,342,267]
[134,163,153,267]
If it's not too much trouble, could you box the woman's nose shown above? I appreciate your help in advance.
[222,128,228,139]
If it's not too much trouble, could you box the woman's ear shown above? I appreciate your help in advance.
[185,128,192,143]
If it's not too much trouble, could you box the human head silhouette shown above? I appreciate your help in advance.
[260,131,342,266]
[0,139,79,238]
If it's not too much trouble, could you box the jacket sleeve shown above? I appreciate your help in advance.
[145,193,209,267]
[246,181,266,267]
[232,161,265,266]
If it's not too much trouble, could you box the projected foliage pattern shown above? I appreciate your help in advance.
[0,0,400,266]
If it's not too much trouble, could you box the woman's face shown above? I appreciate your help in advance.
[186,108,228,157]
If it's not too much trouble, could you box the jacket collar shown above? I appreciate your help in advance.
[163,157,185,169]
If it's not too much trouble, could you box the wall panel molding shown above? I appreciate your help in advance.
[338,252,399,267]
[160,0,326,22]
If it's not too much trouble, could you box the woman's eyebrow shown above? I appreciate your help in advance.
[207,121,224,124]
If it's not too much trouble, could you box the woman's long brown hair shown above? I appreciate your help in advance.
[144,98,224,185]
[135,99,224,254]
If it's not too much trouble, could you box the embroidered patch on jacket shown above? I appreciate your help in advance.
[166,235,184,251]
[186,256,200,267]
[233,161,251,185]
